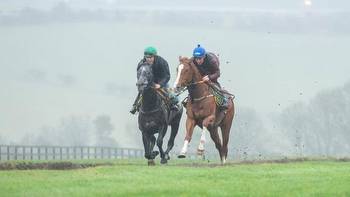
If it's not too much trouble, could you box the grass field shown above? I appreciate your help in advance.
[0,159,350,196]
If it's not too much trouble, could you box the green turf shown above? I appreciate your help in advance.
[0,159,349,196]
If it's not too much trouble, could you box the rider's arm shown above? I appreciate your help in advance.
[207,53,220,81]
[157,57,170,87]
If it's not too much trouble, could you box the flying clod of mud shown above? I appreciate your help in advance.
[0,161,113,170]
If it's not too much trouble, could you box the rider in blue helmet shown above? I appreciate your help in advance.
[191,44,228,110]
[193,45,206,58]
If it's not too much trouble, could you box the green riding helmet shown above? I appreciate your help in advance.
[144,46,157,56]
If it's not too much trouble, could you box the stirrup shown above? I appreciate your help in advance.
[130,106,138,114]
[170,104,179,111]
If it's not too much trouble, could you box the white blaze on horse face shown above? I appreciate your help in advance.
[174,64,184,88]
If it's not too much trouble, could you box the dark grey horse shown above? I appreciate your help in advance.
[136,63,183,165]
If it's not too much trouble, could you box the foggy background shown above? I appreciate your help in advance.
[1,0,349,159]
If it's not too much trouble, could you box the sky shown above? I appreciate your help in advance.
[0,0,349,146]
[1,0,350,10]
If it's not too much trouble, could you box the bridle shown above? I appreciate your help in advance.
[175,73,213,102]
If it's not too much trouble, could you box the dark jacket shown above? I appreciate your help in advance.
[192,52,220,83]
[137,55,170,87]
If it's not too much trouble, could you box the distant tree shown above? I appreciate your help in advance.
[229,107,270,159]
[278,102,310,156]
[23,116,92,146]
[94,115,118,146]
[16,7,47,24]
[51,1,73,22]
[0,134,5,144]
[307,84,350,156]
[57,116,92,146]
[124,120,141,147]
[279,81,350,157]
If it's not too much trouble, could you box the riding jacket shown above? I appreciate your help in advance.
[192,52,220,83]
[137,55,170,87]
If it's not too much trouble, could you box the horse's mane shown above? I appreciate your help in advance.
[179,56,192,65]
[137,61,152,71]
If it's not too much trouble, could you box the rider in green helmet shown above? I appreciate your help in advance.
[130,46,179,114]
[144,46,157,56]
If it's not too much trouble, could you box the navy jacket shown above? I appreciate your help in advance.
[192,52,220,83]
[137,55,170,87]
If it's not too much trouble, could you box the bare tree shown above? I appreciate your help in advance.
[279,81,350,157]
[22,116,92,146]
[94,115,118,147]
[228,107,270,159]
[0,134,5,144]
[57,116,92,146]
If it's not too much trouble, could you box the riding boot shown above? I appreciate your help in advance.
[130,92,141,115]
[169,92,180,111]
[219,97,229,111]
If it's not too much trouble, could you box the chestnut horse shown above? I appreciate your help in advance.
[174,57,234,164]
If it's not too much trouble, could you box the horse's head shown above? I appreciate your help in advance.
[136,63,154,93]
[174,56,194,89]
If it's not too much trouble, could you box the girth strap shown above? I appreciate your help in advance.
[192,94,214,102]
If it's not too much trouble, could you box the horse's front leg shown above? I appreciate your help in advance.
[178,117,196,158]
[157,125,168,164]
[142,132,155,166]
[149,134,158,159]
[164,115,181,160]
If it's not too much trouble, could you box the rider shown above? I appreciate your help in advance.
[130,46,179,114]
[191,44,228,110]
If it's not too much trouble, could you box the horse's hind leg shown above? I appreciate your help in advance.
[208,127,223,162]
[220,101,235,164]
[219,125,230,164]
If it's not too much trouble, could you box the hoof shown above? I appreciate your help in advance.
[197,149,205,156]
[148,160,155,166]
[178,154,186,159]
[160,158,168,164]
[151,151,159,159]
[221,157,227,165]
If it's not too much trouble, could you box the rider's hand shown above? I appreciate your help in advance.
[202,75,210,82]
[154,83,161,89]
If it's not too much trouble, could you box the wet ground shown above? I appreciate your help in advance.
[0,157,349,170]
[0,161,114,170]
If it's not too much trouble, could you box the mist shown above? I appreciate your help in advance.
[1,0,349,158]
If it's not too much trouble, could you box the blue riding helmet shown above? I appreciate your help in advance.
[193,44,206,58]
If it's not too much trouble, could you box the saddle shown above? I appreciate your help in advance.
[208,83,235,102]
[181,83,234,109]
[155,88,173,110]
[155,88,180,124]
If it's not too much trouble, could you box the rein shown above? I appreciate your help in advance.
[139,87,164,114]
[179,80,214,102]
[139,106,161,114]
[171,80,206,97]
